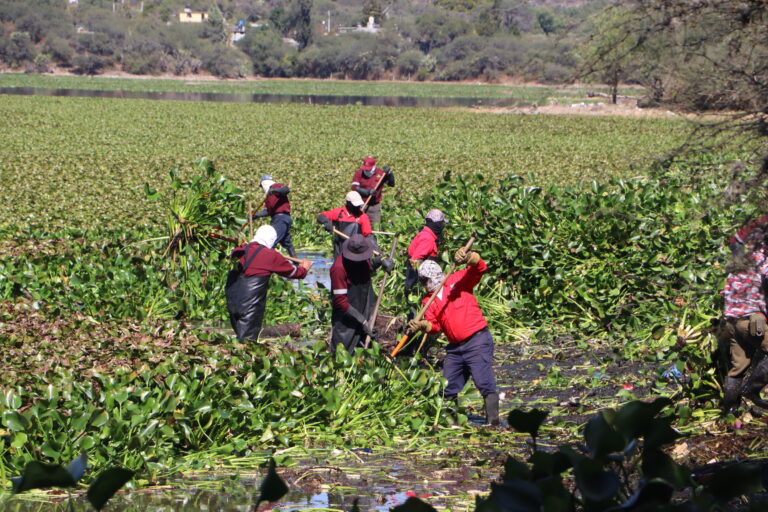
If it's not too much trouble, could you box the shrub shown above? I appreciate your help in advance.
[43,36,74,67]
[237,27,296,77]
[396,49,424,77]
[71,54,107,76]
[201,45,250,78]
[1,32,36,67]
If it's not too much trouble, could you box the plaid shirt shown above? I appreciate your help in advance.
[722,249,768,318]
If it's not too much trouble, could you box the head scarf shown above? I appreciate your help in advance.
[252,225,277,249]
[418,260,445,292]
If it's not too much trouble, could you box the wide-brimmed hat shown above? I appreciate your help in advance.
[345,190,364,207]
[362,157,376,171]
[342,234,374,261]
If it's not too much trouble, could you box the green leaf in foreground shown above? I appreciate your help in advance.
[87,467,135,511]
[12,462,75,493]
[258,458,289,504]
[506,408,548,439]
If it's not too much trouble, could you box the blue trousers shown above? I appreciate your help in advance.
[443,328,497,398]
[271,213,295,256]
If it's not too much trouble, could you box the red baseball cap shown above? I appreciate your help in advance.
[362,157,376,171]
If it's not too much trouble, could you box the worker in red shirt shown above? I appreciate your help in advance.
[330,234,393,353]
[351,157,394,227]
[253,175,297,258]
[226,225,312,341]
[317,191,373,257]
[405,209,445,294]
[407,247,499,425]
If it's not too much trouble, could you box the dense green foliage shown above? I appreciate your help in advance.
[0,0,604,81]
[0,95,688,233]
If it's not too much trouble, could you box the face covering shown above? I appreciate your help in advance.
[346,202,362,216]
[425,219,445,237]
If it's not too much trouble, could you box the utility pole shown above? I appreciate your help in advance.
[327,10,331,34]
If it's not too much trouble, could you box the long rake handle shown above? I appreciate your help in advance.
[362,171,388,213]
[390,236,476,357]
[364,235,398,349]
[332,228,382,256]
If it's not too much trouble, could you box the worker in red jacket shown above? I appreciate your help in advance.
[405,209,445,294]
[317,191,373,257]
[253,175,297,258]
[351,157,395,227]
[407,247,499,425]
[330,234,393,353]
[226,225,312,341]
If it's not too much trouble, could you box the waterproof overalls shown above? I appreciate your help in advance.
[330,256,376,353]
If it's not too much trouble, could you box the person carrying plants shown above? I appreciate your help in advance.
[351,157,395,228]
[252,175,297,258]
[227,225,312,341]
[718,231,768,415]
[330,234,394,354]
[317,191,373,257]
[405,209,446,294]
[407,248,500,426]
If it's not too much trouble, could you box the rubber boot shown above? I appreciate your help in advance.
[287,246,297,259]
[722,376,743,415]
[742,357,768,409]
[484,393,500,426]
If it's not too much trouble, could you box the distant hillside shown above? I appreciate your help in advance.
[0,0,608,82]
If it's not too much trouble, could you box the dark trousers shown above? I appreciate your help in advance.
[271,213,295,256]
[443,328,497,398]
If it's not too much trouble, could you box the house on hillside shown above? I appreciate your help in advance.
[179,6,208,23]
[337,16,380,35]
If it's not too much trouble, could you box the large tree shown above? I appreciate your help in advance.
[586,0,768,173]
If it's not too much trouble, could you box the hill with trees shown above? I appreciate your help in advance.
[0,0,606,81]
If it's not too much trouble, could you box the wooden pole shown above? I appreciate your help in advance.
[361,170,388,213]
[332,228,382,256]
[247,201,254,240]
[390,236,476,357]
[364,235,398,349]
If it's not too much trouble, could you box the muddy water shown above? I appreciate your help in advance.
[297,251,332,290]
[4,454,495,511]
[0,86,527,109]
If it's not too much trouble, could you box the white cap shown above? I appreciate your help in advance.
[261,179,275,194]
[345,191,364,207]
[251,225,277,248]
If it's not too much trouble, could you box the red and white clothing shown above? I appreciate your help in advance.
[351,167,389,206]
[231,243,307,279]
[264,183,291,216]
[422,258,489,344]
[318,207,372,237]
[408,226,439,261]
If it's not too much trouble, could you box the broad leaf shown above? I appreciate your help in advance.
[12,462,75,493]
[87,467,135,511]
[506,408,548,439]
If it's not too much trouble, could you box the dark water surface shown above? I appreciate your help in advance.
[4,453,489,511]
[0,86,527,108]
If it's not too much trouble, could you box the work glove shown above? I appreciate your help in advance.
[299,258,313,271]
[316,214,334,233]
[357,187,371,197]
[454,248,480,266]
[408,319,432,334]
[381,257,395,273]
[749,313,767,337]
[345,307,374,336]
[252,209,269,219]
[384,167,395,186]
